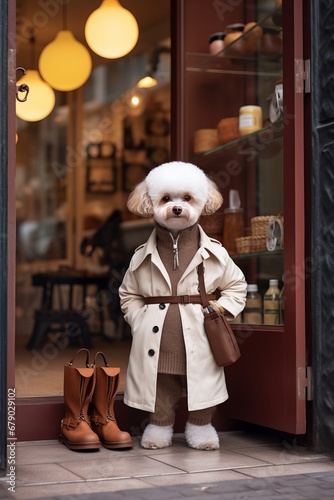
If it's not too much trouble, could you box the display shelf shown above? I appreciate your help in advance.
[194,121,283,162]
[186,52,282,77]
[231,324,284,333]
[232,249,283,260]
[186,5,282,74]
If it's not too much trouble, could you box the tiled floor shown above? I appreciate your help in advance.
[1,431,334,499]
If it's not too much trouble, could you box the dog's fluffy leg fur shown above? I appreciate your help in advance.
[141,424,173,449]
[185,422,220,450]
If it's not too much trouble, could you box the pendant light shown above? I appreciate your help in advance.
[39,4,92,91]
[136,47,170,88]
[137,75,158,89]
[16,38,55,122]
[16,70,56,121]
[85,0,139,59]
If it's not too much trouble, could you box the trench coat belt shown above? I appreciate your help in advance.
[144,293,216,305]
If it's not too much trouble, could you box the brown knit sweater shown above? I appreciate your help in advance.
[156,223,200,374]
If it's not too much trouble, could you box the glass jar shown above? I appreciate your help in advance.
[239,105,263,136]
[261,27,282,55]
[279,278,284,324]
[263,279,280,325]
[243,284,262,324]
[209,32,225,55]
[224,24,244,55]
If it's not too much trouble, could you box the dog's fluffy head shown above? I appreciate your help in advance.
[127,161,223,233]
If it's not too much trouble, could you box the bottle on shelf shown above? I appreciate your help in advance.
[263,279,280,325]
[243,284,262,324]
[279,276,284,324]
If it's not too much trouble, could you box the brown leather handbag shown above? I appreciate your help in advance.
[197,262,241,367]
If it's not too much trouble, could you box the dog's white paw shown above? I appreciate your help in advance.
[185,422,220,450]
[141,424,173,449]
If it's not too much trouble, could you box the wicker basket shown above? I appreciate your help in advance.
[251,215,274,237]
[235,236,252,254]
[250,235,267,252]
[194,129,219,154]
[200,212,224,236]
[217,117,240,145]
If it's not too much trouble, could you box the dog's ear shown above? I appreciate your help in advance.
[127,180,154,217]
[202,178,223,215]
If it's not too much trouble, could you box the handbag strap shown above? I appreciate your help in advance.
[197,262,210,309]
[68,348,91,367]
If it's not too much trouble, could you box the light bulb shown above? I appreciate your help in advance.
[85,0,139,59]
[126,89,146,116]
[39,31,92,91]
[137,75,158,89]
[16,70,55,122]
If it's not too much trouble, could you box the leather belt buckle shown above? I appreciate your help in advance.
[181,295,191,304]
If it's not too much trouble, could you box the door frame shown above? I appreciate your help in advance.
[1,0,16,472]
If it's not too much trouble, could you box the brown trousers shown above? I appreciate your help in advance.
[149,373,216,427]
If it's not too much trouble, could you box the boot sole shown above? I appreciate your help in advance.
[59,434,102,451]
[100,439,134,450]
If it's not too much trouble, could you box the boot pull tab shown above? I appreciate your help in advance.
[93,351,109,367]
[68,348,91,368]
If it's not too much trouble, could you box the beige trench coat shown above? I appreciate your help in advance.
[119,225,247,412]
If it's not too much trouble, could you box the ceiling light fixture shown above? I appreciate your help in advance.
[85,0,139,59]
[136,46,171,89]
[39,4,92,91]
[137,75,158,89]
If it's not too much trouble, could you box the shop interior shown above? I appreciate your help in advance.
[15,0,171,398]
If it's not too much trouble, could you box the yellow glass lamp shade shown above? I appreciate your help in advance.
[16,70,55,122]
[137,75,158,89]
[39,31,92,91]
[85,0,139,59]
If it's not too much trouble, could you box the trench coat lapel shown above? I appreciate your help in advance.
[130,229,171,290]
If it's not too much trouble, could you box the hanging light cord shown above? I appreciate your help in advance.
[62,2,68,30]
[30,35,36,69]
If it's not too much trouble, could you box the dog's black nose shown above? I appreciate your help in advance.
[173,206,182,216]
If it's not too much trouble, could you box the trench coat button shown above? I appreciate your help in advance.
[148,349,155,356]
[152,326,159,333]
[159,303,166,309]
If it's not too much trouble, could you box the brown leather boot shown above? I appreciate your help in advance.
[59,348,101,451]
[90,351,133,449]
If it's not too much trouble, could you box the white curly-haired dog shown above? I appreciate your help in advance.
[127,161,223,235]
[119,161,247,451]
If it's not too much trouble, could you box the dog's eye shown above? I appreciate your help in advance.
[162,196,170,202]
[184,195,191,202]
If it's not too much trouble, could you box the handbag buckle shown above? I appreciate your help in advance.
[203,305,214,315]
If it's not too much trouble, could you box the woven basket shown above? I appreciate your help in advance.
[250,236,267,252]
[194,129,219,154]
[217,117,240,145]
[251,215,274,237]
[235,236,252,254]
[200,212,224,236]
